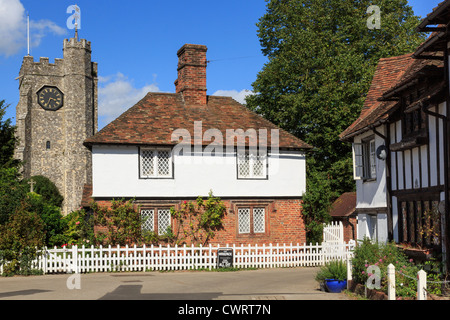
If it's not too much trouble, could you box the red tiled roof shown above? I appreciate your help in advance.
[340,50,444,141]
[329,192,356,217]
[339,54,414,140]
[84,93,312,150]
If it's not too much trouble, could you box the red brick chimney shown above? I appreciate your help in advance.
[174,44,208,106]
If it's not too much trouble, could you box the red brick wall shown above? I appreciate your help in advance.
[174,44,207,106]
[92,198,306,246]
[342,216,357,243]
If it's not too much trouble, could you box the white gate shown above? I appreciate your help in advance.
[323,221,344,244]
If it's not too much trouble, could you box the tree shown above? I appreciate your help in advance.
[0,166,27,225]
[0,100,18,169]
[247,0,426,242]
[0,200,46,275]
[24,175,64,208]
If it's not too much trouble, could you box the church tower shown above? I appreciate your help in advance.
[15,35,98,215]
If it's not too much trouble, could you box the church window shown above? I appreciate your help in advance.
[139,147,173,178]
[237,150,267,179]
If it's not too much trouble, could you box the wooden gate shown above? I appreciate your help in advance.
[323,221,344,244]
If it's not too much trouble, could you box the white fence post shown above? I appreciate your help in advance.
[346,253,352,290]
[387,263,395,300]
[417,269,427,300]
[71,245,79,274]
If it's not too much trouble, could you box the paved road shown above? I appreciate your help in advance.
[0,267,351,300]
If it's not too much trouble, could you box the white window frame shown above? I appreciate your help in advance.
[253,207,266,233]
[238,208,251,234]
[140,208,171,236]
[237,150,267,179]
[238,207,266,234]
[139,147,173,179]
[352,138,376,181]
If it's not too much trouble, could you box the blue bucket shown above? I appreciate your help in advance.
[325,279,347,293]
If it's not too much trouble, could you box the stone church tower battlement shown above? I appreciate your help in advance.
[15,36,98,215]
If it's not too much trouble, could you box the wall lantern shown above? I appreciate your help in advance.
[376,145,387,160]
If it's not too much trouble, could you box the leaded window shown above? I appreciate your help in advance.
[238,207,266,235]
[238,208,251,234]
[140,148,173,178]
[253,208,265,233]
[237,150,267,179]
[158,209,171,236]
[140,208,172,236]
[141,209,154,232]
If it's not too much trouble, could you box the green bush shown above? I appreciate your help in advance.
[351,238,443,298]
[25,175,64,208]
[25,192,67,247]
[315,260,347,282]
[62,208,95,246]
[0,167,27,225]
[0,202,45,276]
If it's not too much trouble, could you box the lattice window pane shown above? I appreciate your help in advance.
[238,208,250,234]
[238,152,250,178]
[253,208,265,233]
[141,209,154,232]
[157,150,171,176]
[140,149,155,177]
[158,209,171,236]
[140,148,172,178]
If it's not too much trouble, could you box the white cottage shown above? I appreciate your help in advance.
[83,44,312,245]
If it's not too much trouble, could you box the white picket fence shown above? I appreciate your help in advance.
[323,221,344,244]
[4,241,356,274]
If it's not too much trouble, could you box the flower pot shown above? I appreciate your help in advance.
[325,279,347,293]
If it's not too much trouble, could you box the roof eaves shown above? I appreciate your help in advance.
[417,1,450,31]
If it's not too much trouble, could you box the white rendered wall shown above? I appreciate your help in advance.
[91,145,306,198]
[354,126,387,210]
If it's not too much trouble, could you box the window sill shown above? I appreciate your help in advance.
[362,178,377,183]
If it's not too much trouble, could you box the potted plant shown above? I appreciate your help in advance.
[315,260,347,293]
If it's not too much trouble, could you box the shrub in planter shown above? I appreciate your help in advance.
[315,260,347,292]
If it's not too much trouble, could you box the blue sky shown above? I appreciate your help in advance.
[0,0,442,130]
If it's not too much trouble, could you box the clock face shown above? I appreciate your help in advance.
[37,86,64,111]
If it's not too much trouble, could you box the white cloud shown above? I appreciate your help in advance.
[98,72,160,129]
[212,89,254,104]
[0,0,26,56]
[29,19,66,48]
[0,0,67,57]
